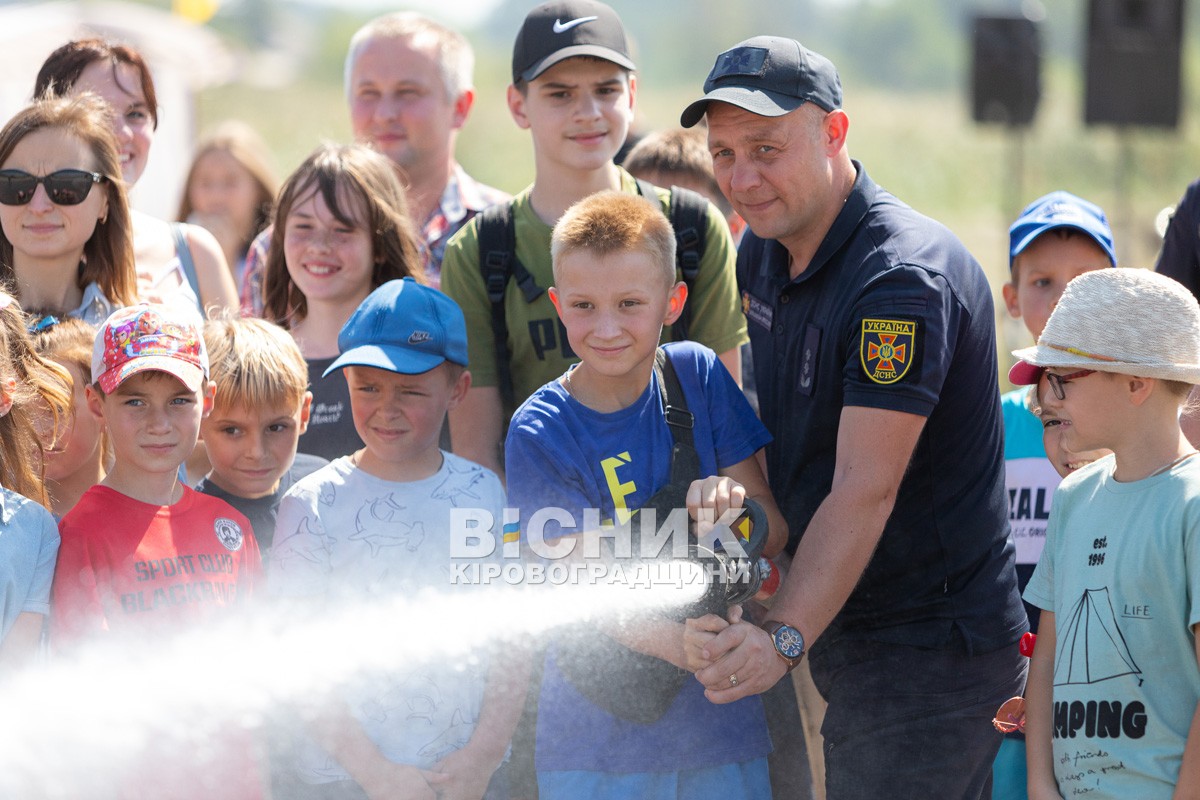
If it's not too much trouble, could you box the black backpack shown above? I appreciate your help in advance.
[476,180,709,412]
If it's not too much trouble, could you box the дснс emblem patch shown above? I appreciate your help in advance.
[860,318,916,384]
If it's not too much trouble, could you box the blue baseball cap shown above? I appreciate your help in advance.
[324,278,468,377]
[681,36,842,128]
[1009,191,1116,270]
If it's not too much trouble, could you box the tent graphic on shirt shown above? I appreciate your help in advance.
[1054,587,1142,686]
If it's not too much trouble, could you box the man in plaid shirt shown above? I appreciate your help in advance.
[239,11,507,313]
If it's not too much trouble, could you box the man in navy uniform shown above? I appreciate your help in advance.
[681,36,1027,799]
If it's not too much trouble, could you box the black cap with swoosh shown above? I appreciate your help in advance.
[512,0,635,84]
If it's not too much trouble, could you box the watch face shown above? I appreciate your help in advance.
[774,624,805,659]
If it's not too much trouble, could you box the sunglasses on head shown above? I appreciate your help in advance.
[0,169,107,206]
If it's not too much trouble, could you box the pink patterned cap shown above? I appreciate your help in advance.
[92,304,209,393]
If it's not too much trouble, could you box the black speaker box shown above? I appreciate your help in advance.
[971,15,1041,126]
[1085,0,1183,128]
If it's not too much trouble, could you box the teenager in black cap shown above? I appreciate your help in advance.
[681,36,1028,800]
[440,0,746,481]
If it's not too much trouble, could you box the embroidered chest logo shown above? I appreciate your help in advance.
[214,517,244,552]
[860,318,916,384]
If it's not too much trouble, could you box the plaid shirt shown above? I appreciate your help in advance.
[238,164,508,315]
[419,164,510,289]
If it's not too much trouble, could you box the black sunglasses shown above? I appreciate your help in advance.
[0,169,107,206]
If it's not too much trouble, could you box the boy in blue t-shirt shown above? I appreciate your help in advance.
[993,191,1116,798]
[504,190,787,799]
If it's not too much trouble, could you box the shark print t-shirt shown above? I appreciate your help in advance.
[269,452,505,782]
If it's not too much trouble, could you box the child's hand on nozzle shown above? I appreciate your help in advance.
[683,606,742,673]
[429,747,492,800]
[686,476,747,539]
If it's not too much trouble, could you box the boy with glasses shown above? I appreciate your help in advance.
[1012,268,1200,798]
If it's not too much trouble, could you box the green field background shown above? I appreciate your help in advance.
[191,0,1200,379]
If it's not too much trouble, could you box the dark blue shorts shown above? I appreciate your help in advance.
[808,635,1026,800]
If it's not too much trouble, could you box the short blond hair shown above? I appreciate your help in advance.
[344,12,474,101]
[204,316,308,413]
[551,191,675,287]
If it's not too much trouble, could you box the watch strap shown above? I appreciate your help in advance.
[763,620,804,672]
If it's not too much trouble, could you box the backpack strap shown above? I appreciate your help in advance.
[666,186,708,343]
[633,181,709,343]
[612,346,698,597]
[476,202,544,413]
[633,177,658,205]
[653,347,699,488]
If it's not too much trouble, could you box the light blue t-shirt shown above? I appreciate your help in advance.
[505,341,772,774]
[1025,453,1200,798]
[0,488,59,640]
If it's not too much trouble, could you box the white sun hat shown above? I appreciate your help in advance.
[1010,267,1200,386]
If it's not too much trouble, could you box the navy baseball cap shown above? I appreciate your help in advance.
[681,36,842,128]
[511,0,635,84]
[1009,191,1117,270]
[324,278,468,377]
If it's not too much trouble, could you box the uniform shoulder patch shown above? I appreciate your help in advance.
[860,318,916,384]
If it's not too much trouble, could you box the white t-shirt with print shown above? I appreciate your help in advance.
[270,453,505,783]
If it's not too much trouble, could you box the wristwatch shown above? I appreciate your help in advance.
[763,621,805,672]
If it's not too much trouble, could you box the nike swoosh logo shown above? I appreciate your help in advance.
[553,16,598,33]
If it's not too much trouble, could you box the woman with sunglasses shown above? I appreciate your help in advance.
[0,93,137,324]
[34,39,238,316]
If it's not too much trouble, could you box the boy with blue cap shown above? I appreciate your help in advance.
[1002,190,1117,616]
[268,277,526,799]
[993,191,1117,798]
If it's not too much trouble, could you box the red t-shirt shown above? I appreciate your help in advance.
[53,485,264,800]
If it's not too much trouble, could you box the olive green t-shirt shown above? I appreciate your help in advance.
[441,168,747,413]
